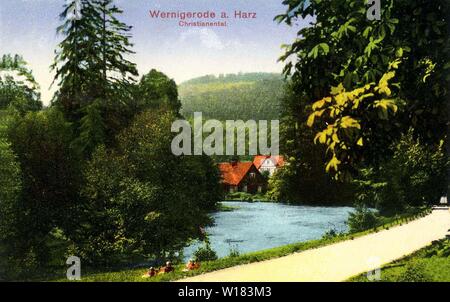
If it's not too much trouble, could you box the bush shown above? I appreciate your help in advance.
[194,242,218,262]
[226,192,255,201]
[396,262,432,282]
[347,206,380,233]
[322,228,340,240]
[425,239,450,258]
[353,131,449,215]
[228,244,240,258]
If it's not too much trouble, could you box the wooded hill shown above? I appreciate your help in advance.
[179,73,285,121]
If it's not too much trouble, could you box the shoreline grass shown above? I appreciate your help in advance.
[49,206,432,282]
[348,238,450,282]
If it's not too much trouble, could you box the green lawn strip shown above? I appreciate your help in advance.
[51,207,432,282]
[217,204,240,212]
[348,239,450,282]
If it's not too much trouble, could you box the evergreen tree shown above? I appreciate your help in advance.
[93,0,138,101]
[52,0,101,121]
[52,0,138,152]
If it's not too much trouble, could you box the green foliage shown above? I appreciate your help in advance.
[76,109,222,264]
[179,73,284,121]
[1,108,81,278]
[193,242,218,262]
[52,0,138,148]
[396,262,432,282]
[321,228,343,240]
[425,239,450,258]
[308,65,403,179]
[135,69,181,113]
[226,192,266,202]
[227,244,240,258]
[0,54,42,114]
[269,82,355,204]
[0,0,223,278]
[0,127,23,278]
[347,206,380,233]
[268,156,354,205]
[350,238,450,282]
[354,130,448,215]
[71,101,106,157]
[278,0,450,177]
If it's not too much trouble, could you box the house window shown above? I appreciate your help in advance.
[243,185,248,193]
[249,172,256,179]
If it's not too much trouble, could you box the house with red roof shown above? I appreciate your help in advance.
[218,160,266,194]
[253,155,285,176]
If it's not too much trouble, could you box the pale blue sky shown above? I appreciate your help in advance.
[0,0,309,105]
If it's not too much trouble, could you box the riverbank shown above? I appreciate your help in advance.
[179,208,449,282]
[348,237,450,282]
[51,207,432,282]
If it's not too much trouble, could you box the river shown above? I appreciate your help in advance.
[183,201,353,260]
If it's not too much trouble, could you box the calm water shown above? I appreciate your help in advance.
[184,202,353,260]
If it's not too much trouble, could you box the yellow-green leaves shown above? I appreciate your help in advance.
[331,83,345,95]
[357,137,364,146]
[326,156,341,173]
[335,18,357,39]
[340,116,361,129]
[376,71,395,96]
[306,63,402,178]
[419,58,436,83]
[374,99,398,119]
[144,211,161,222]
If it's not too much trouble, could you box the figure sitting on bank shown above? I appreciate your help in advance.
[159,261,175,274]
[142,266,157,278]
[182,259,201,272]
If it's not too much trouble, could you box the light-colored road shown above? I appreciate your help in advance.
[179,209,450,282]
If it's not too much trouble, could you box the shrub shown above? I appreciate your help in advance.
[353,131,449,215]
[194,242,218,262]
[396,262,432,282]
[347,206,380,233]
[228,244,240,258]
[425,239,450,258]
[322,228,339,240]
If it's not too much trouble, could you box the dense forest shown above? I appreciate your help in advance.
[179,73,284,121]
[0,0,222,280]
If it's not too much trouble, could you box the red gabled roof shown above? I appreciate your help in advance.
[253,155,285,169]
[218,162,254,186]
[253,156,267,169]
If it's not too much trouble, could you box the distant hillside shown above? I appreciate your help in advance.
[179,73,285,121]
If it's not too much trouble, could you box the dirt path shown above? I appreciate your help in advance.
[179,209,450,282]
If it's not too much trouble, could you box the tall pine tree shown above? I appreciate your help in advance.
[52,0,138,154]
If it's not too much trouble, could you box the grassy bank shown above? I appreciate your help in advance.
[348,238,450,282]
[217,203,240,212]
[224,192,270,202]
[51,207,432,282]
